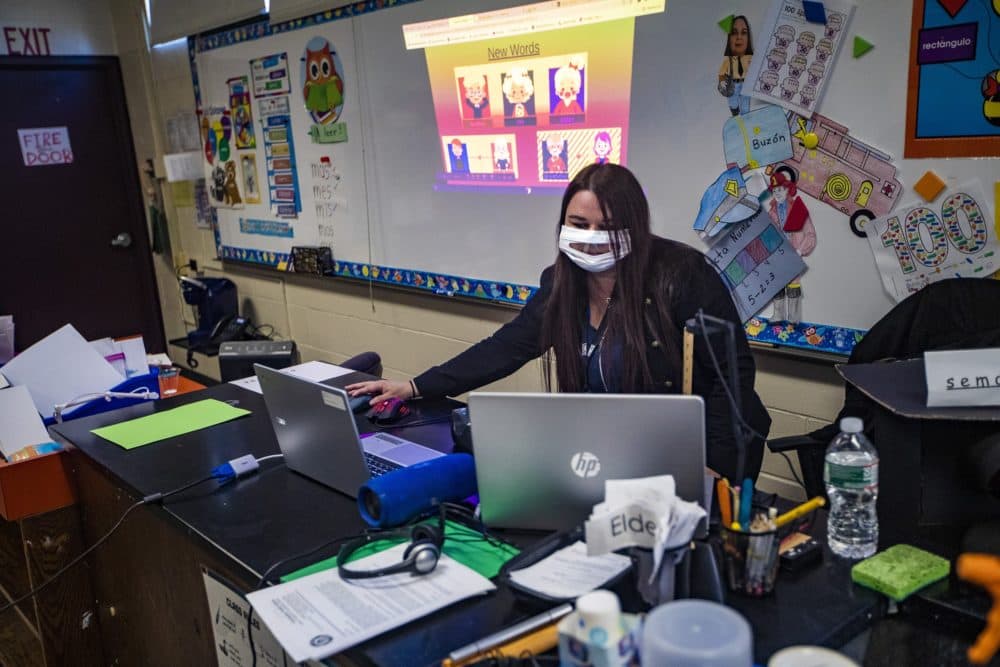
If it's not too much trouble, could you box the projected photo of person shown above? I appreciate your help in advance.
[593,131,614,164]
[502,67,536,126]
[541,135,568,180]
[448,138,470,174]
[459,73,491,126]
[550,58,585,122]
[493,141,512,172]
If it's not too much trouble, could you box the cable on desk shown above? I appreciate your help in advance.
[0,472,217,617]
[0,452,286,618]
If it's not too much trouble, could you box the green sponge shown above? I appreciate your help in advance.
[851,544,950,601]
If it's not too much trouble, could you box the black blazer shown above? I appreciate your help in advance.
[414,239,771,481]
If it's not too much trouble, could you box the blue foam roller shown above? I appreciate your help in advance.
[357,453,478,528]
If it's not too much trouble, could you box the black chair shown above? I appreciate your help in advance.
[768,278,1000,500]
[340,351,382,378]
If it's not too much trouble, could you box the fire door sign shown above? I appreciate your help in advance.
[17,126,73,167]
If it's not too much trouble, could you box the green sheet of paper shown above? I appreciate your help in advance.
[282,520,520,582]
[91,399,251,449]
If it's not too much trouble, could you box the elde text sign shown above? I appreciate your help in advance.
[925,348,1000,407]
[18,127,73,167]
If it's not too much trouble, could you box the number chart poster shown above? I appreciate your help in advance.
[905,0,1000,157]
[866,182,998,301]
[705,208,807,323]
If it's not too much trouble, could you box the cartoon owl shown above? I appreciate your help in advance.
[303,43,344,116]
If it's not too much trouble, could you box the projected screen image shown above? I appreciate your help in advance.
[420,18,635,193]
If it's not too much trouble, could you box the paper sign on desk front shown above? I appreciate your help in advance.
[925,348,1000,407]
[202,571,289,667]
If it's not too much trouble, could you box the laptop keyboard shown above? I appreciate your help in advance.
[364,451,402,477]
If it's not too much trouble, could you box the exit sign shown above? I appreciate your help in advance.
[3,27,52,55]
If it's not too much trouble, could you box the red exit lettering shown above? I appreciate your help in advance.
[3,27,52,56]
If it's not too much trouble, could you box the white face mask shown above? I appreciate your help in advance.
[558,225,631,273]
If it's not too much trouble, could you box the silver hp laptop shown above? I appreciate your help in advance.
[468,393,706,531]
[255,364,443,497]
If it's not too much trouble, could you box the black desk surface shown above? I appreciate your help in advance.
[51,378,884,666]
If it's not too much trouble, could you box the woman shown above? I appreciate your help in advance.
[348,164,771,481]
[718,15,754,116]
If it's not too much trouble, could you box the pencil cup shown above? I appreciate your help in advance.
[157,366,180,397]
[720,524,781,597]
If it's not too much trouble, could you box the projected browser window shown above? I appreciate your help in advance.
[403,0,664,193]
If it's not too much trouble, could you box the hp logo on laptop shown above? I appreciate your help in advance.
[570,452,601,478]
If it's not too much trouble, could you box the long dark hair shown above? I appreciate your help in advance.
[540,164,682,393]
[724,15,754,56]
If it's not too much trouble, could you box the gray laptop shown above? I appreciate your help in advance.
[255,364,443,497]
[467,392,706,531]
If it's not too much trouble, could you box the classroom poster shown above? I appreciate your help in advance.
[250,52,291,98]
[704,207,807,322]
[865,182,999,301]
[744,0,855,116]
[201,106,245,209]
[722,104,793,170]
[904,0,1000,157]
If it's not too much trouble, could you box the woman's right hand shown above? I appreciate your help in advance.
[345,379,414,406]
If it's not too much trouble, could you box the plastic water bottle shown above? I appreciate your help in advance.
[824,417,879,559]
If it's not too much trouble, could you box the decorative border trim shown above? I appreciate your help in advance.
[194,0,424,54]
[744,317,861,355]
[220,244,537,305]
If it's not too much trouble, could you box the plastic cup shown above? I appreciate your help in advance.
[157,366,181,397]
[720,524,781,597]
[641,600,752,667]
[769,646,860,667]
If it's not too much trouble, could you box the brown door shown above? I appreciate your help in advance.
[0,56,165,353]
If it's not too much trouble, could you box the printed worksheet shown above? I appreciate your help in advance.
[744,0,855,116]
[704,208,807,322]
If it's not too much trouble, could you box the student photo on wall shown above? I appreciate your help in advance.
[718,15,754,116]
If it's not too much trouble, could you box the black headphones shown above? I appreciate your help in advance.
[337,505,446,579]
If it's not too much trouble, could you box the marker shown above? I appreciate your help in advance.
[774,496,827,528]
[739,478,754,527]
[717,478,733,527]
[443,603,573,666]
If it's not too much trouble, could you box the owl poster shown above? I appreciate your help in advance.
[301,36,345,126]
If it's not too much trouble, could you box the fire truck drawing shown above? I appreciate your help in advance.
[771,111,902,237]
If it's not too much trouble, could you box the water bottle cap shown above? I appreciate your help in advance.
[840,417,863,433]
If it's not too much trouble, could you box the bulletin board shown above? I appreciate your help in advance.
[190,0,1000,356]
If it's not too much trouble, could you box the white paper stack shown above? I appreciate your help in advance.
[1,324,124,417]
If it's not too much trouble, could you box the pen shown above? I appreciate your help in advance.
[774,496,826,528]
[443,602,574,666]
[717,478,733,527]
[484,621,561,661]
